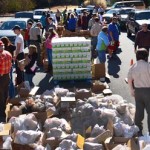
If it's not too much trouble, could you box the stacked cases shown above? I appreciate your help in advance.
[52,37,91,80]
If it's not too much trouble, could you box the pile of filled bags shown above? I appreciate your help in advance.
[4,87,141,150]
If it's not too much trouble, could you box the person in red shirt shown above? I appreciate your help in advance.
[0,40,12,122]
[24,22,33,47]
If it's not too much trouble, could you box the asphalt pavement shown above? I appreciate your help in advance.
[13,31,148,134]
[33,31,136,101]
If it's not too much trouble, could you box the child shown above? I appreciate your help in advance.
[45,27,58,74]
[24,45,38,87]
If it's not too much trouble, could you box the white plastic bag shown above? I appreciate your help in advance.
[14,130,42,145]
[94,57,100,64]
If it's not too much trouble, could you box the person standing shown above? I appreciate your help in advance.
[128,48,150,136]
[40,12,46,35]
[108,17,120,58]
[24,45,38,87]
[88,13,97,30]
[90,17,102,59]
[56,9,62,23]
[24,22,33,47]
[81,11,88,30]
[29,22,42,66]
[45,17,56,33]
[1,37,16,99]
[45,27,58,74]
[67,13,77,32]
[96,26,110,63]
[0,40,12,122]
[135,23,150,55]
[13,25,25,85]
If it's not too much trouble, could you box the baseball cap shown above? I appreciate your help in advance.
[12,25,21,30]
[0,41,4,46]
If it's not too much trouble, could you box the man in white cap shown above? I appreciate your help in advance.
[0,40,12,122]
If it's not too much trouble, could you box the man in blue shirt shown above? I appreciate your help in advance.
[108,17,120,58]
[96,26,109,63]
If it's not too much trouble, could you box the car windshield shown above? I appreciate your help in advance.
[0,21,26,30]
[106,9,119,14]
[136,12,150,20]
[119,9,133,14]
[34,11,44,15]
[15,13,33,19]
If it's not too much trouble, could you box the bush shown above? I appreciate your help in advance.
[0,0,36,14]
[84,0,107,8]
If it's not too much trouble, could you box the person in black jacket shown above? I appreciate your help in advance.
[24,45,38,87]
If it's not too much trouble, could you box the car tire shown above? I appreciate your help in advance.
[127,27,131,37]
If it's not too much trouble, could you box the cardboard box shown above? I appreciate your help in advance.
[104,143,121,150]
[112,137,131,144]
[19,88,30,98]
[75,89,92,100]
[43,134,61,150]
[0,123,12,136]
[61,97,76,108]
[6,103,22,119]
[32,112,48,128]
[92,63,105,79]
[7,97,25,105]
[29,86,39,96]
[12,143,35,150]
[91,81,107,93]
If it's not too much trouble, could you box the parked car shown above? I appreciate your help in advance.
[103,8,121,24]
[0,18,33,43]
[15,11,34,19]
[86,5,95,11]
[106,1,145,12]
[126,10,150,37]
[75,8,89,16]
[33,8,49,22]
[103,8,134,28]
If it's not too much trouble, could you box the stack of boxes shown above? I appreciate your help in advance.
[52,37,91,80]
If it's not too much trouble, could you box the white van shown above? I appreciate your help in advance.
[106,1,145,11]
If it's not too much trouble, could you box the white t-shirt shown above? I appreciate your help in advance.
[15,34,24,53]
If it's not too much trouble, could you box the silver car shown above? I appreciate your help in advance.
[0,18,33,43]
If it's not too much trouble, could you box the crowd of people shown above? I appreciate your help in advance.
[1,5,150,136]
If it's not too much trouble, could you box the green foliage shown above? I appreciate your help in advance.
[0,0,36,14]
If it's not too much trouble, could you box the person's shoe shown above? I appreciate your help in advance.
[137,131,143,137]
[0,117,6,123]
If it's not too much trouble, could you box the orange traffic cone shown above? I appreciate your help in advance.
[130,59,133,66]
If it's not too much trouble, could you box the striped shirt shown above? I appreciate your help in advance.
[0,50,12,75]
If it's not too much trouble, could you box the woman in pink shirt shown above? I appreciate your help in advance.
[45,27,58,74]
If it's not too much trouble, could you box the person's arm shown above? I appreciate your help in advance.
[90,25,95,36]
[128,68,135,97]
[134,32,139,52]
[25,54,37,69]
[128,79,135,97]
[109,31,114,42]
[14,42,21,60]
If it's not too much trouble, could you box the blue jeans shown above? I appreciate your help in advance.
[9,67,15,99]
[46,49,52,65]
[97,50,106,63]
[25,73,34,87]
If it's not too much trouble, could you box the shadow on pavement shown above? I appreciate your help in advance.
[53,79,92,90]
[116,48,122,54]
[127,35,135,42]
[107,54,121,78]
[37,73,54,94]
